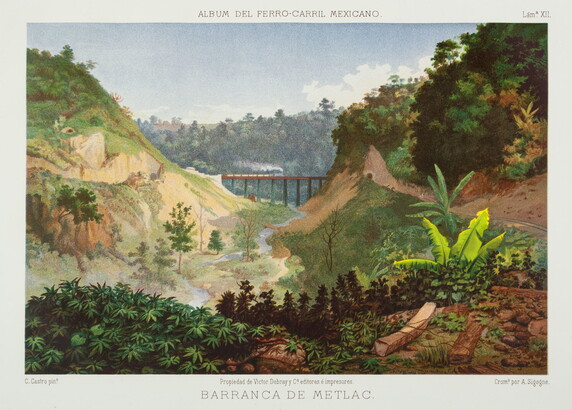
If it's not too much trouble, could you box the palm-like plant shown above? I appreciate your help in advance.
[395,208,504,277]
[408,164,474,237]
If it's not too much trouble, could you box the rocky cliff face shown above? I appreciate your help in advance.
[65,132,164,183]
[27,131,240,256]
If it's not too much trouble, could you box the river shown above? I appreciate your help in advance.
[201,207,306,267]
[188,207,306,306]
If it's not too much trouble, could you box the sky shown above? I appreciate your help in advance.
[27,23,478,123]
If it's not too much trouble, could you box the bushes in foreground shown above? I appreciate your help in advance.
[25,279,255,374]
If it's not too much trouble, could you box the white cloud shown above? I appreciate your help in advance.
[417,55,433,72]
[187,103,285,124]
[302,56,432,108]
[132,105,170,119]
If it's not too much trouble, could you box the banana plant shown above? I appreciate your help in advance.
[408,164,474,237]
[395,209,504,276]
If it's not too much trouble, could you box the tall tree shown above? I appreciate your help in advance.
[163,202,196,274]
[193,196,209,252]
[411,23,547,180]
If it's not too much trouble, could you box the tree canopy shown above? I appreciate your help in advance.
[411,23,547,181]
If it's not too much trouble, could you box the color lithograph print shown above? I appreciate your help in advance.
[25,21,548,378]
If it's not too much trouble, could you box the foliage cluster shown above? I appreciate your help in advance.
[137,101,339,177]
[407,164,474,237]
[394,209,505,304]
[430,313,467,333]
[489,249,547,290]
[25,280,255,374]
[327,24,547,183]
[411,23,547,181]
[27,47,113,135]
[216,273,411,373]
[128,240,177,293]
[55,184,103,225]
[215,265,488,345]
[331,80,420,180]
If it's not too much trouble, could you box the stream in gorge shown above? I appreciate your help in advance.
[187,207,306,306]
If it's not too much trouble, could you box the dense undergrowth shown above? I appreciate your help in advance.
[25,280,256,374]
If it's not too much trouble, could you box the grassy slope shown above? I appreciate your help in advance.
[27,49,236,212]
[25,48,254,300]
[277,178,429,295]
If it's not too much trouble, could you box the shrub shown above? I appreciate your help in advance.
[89,114,104,126]
[25,280,254,374]
[529,337,547,352]
[394,209,504,304]
[430,313,467,333]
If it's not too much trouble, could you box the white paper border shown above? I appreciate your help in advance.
[1,1,571,409]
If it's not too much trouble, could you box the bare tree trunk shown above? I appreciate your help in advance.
[320,206,345,274]
[178,251,182,274]
[238,208,259,262]
[194,198,207,252]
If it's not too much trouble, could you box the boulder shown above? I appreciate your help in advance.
[494,344,510,352]
[497,310,516,322]
[501,335,521,347]
[515,331,530,341]
[502,323,518,332]
[501,358,520,367]
[528,319,548,336]
[516,314,532,325]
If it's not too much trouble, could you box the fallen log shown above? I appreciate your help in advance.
[448,317,486,364]
[456,362,510,374]
[372,302,436,357]
[490,286,547,300]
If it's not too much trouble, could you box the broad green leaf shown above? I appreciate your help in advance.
[407,210,442,218]
[90,324,104,336]
[409,202,446,211]
[450,209,490,262]
[433,165,449,208]
[394,259,440,273]
[436,291,447,300]
[427,176,445,206]
[449,171,475,204]
[422,218,450,265]
[467,232,505,275]
[71,332,87,347]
